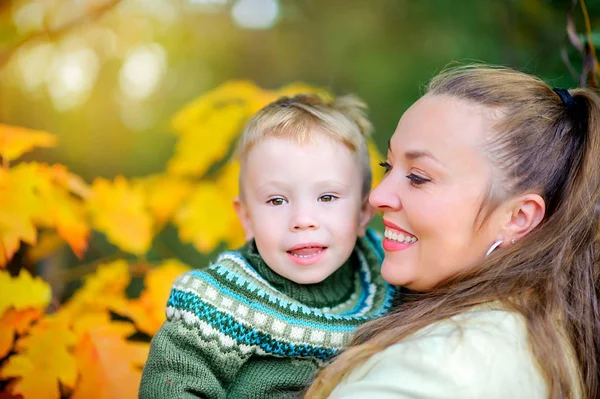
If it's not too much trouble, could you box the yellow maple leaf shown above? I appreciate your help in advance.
[174,180,244,253]
[0,316,77,399]
[0,308,42,359]
[32,164,89,259]
[276,82,333,103]
[0,270,51,316]
[368,140,386,190]
[71,322,149,399]
[121,259,190,335]
[167,80,282,178]
[61,260,130,321]
[168,102,251,177]
[87,176,153,255]
[0,124,57,163]
[170,80,262,137]
[136,175,192,225]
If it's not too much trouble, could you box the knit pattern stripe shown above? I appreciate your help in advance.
[166,230,394,361]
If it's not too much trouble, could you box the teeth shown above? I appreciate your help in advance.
[289,249,325,258]
[384,227,417,243]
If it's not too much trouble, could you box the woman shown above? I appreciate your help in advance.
[305,65,600,398]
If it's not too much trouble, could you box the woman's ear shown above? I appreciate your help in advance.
[357,197,376,237]
[499,193,546,245]
[233,196,254,242]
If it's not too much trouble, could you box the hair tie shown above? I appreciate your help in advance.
[552,88,576,109]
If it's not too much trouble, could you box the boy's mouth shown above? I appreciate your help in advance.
[287,244,327,260]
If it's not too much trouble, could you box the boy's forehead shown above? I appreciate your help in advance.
[239,135,361,187]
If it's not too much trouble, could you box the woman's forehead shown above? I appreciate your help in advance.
[390,95,494,164]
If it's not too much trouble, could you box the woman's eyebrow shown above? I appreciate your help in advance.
[404,149,439,163]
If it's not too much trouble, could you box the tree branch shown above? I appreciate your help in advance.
[0,0,122,69]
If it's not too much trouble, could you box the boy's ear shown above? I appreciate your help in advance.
[357,197,375,237]
[233,196,254,242]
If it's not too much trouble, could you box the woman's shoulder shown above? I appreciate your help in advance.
[331,306,548,399]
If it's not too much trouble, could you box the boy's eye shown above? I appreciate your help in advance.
[318,194,337,203]
[267,197,287,206]
[406,173,431,186]
[379,161,392,173]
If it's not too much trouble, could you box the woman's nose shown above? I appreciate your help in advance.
[369,177,402,211]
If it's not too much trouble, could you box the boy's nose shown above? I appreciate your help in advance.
[290,206,319,231]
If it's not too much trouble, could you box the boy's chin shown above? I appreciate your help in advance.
[285,267,340,285]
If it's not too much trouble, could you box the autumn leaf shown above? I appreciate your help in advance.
[368,140,385,190]
[168,101,250,177]
[87,176,153,255]
[0,270,51,316]
[135,175,192,225]
[167,80,278,178]
[120,259,190,335]
[0,165,46,267]
[0,124,57,163]
[174,178,245,253]
[170,80,263,137]
[61,260,130,320]
[33,164,89,259]
[0,316,77,399]
[276,82,332,103]
[46,164,91,200]
[71,322,149,399]
[0,163,90,267]
[0,308,42,359]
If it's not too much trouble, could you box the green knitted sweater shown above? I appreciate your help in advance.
[139,229,394,398]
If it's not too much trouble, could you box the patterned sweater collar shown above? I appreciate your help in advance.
[238,239,358,309]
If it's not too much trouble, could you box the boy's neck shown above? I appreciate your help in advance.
[239,240,358,309]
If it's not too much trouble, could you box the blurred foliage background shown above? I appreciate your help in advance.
[0,0,598,299]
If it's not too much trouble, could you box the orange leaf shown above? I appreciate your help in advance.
[71,322,149,399]
[122,260,190,335]
[0,316,77,399]
[46,164,91,200]
[87,176,153,255]
[0,124,57,163]
[0,165,46,267]
[0,309,42,359]
[0,270,51,316]
[0,163,90,266]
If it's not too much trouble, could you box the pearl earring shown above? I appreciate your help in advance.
[511,238,516,244]
[485,240,504,258]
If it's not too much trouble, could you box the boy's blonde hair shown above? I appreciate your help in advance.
[236,94,374,198]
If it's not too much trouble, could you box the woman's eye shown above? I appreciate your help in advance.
[318,194,337,203]
[406,173,430,186]
[379,161,392,174]
[267,197,287,206]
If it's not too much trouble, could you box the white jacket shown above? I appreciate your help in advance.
[329,306,551,399]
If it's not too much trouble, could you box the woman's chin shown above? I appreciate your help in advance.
[381,260,415,287]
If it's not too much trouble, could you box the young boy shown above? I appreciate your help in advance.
[139,94,394,398]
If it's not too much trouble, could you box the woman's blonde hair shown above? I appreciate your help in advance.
[236,93,373,198]
[306,65,600,399]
